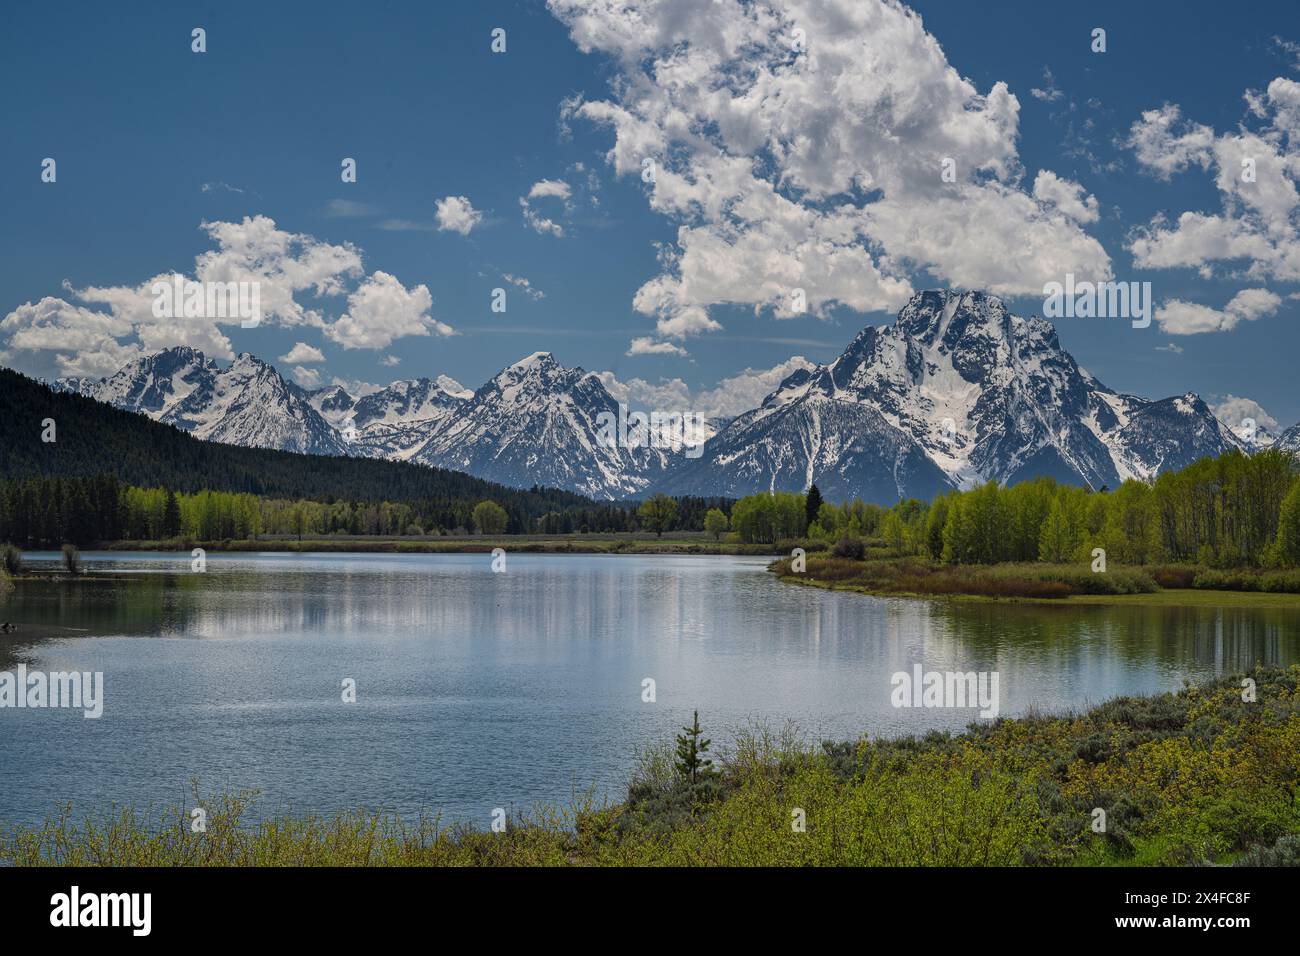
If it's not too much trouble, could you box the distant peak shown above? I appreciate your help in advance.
[148,345,204,360]
[435,374,473,399]
[228,352,274,373]
[891,287,1020,337]
[513,351,557,368]
[904,288,962,303]
[494,352,564,381]
[901,288,1003,311]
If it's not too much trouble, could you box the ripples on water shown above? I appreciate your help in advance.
[1,551,1296,827]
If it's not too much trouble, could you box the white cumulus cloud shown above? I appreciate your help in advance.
[1157,288,1282,335]
[1032,170,1100,224]
[626,336,688,356]
[527,180,571,201]
[327,271,454,350]
[0,216,451,379]
[290,366,323,388]
[520,179,572,237]
[279,342,325,364]
[33,215,365,372]
[1127,81,1300,284]
[1210,394,1280,439]
[502,274,545,300]
[0,296,139,378]
[597,356,816,421]
[548,0,1110,343]
[435,195,484,235]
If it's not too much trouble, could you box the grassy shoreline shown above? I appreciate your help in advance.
[3,668,1297,866]
[86,533,786,557]
[778,571,1300,608]
[772,554,1300,607]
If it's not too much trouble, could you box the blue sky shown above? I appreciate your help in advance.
[3,0,1299,429]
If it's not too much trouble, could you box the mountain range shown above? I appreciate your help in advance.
[51,290,1274,502]
[0,365,605,519]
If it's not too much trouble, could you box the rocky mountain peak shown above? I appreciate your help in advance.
[47,295,1265,502]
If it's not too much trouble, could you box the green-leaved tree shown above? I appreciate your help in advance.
[1276,479,1300,565]
[638,494,678,537]
[472,500,509,535]
[703,507,729,541]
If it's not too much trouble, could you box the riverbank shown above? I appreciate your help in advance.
[770,555,1300,606]
[91,532,791,556]
[3,667,1296,866]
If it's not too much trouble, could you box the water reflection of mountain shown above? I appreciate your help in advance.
[4,566,1298,682]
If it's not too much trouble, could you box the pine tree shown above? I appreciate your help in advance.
[162,488,182,538]
[805,484,823,531]
[675,710,715,784]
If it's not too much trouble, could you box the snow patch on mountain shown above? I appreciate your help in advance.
[653,290,1243,501]
[409,352,688,497]
[58,348,346,455]
[53,293,1264,501]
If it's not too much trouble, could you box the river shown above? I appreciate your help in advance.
[1,551,1295,828]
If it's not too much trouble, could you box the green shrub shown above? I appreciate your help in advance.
[1235,834,1300,866]
[3,669,1297,868]
[776,556,1157,598]
[1149,565,1196,589]
[831,536,866,560]
[1192,568,1300,593]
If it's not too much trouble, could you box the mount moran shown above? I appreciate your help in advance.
[54,290,1266,502]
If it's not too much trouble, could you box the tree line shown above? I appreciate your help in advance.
[0,367,611,515]
[0,369,739,543]
[0,474,736,546]
[727,448,1300,568]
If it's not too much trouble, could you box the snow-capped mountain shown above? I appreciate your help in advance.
[53,348,707,497]
[342,376,472,460]
[52,292,1264,501]
[305,385,355,427]
[1275,423,1300,455]
[408,352,692,497]
[57,348,347,455]
[1219,418,1281,450]
[653,290,1244,501]
[55,346,216,417]
[295,377,475,459]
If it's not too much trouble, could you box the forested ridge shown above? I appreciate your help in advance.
[0,368,730,542]
[0,367,596,500]
[7,366,1300,562]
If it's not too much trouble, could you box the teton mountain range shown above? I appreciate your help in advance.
[53,290,1274,502]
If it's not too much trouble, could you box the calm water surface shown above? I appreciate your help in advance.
[1,551,1297,828]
